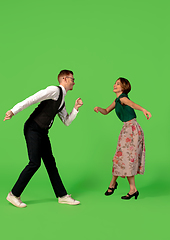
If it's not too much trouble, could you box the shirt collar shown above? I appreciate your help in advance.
[59,85,67,97]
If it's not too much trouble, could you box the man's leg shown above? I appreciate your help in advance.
[41,135,80,205]
[11,120,42,197]
[41,134,67,198]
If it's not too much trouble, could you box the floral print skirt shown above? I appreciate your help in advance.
[112,118,145,177]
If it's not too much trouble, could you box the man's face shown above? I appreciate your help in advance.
[65,74,75,90]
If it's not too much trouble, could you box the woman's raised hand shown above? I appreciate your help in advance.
[143,109,152,120]
[94,107,99,113]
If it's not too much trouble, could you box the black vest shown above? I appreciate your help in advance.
[29,86,65,129]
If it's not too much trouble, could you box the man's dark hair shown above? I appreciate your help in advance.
[58,70,73,78]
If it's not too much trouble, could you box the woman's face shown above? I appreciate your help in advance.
[113,79,123,94]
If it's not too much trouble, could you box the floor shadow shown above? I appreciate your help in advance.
[67,173,99,195]
[25,176,170,203]
[68,174,170,199]
[25,198,57,205]
[138,179,170,199]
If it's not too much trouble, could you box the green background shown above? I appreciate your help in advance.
[0,0,169,239]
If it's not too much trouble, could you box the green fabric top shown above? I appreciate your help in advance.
[115,93,137,122]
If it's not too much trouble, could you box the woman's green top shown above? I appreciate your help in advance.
[115,93,136,122]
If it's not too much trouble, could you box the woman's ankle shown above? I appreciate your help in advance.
[129,188,137,194]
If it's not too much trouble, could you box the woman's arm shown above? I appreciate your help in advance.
[94,100,116,115]
[120,97,152,120]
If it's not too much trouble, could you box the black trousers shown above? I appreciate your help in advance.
[12,119,67,198]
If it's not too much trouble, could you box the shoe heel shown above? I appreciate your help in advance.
[135,192,139,200]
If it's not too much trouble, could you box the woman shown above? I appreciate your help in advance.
[94,78,151,200]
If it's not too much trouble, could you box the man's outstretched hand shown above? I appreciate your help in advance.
[4,110,14,121]
[74,98,83,111]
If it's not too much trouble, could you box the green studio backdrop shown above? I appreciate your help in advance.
[0,0,169,239]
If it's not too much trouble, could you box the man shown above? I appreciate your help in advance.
[4,70,83,207]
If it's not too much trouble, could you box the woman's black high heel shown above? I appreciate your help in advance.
[121,190,139,200]
[105,182,118,196]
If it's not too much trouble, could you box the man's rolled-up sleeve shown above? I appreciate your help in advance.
[58,107,78,126]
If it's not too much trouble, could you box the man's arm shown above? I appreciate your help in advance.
[3,86,59,121]
[58,98,83,126]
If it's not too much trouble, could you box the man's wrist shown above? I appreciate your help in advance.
[74,106,79,112]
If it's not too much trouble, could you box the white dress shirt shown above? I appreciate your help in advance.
[11,85,78,126]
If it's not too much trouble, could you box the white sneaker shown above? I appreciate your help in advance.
[6,192,27,208]
[58,194,80,205]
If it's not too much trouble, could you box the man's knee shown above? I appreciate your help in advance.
[29,161,41,171]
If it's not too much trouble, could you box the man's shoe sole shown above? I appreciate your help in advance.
[58,201,80,205]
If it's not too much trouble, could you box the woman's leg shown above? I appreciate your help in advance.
[107,176,118,192]
[127,176,137,194]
